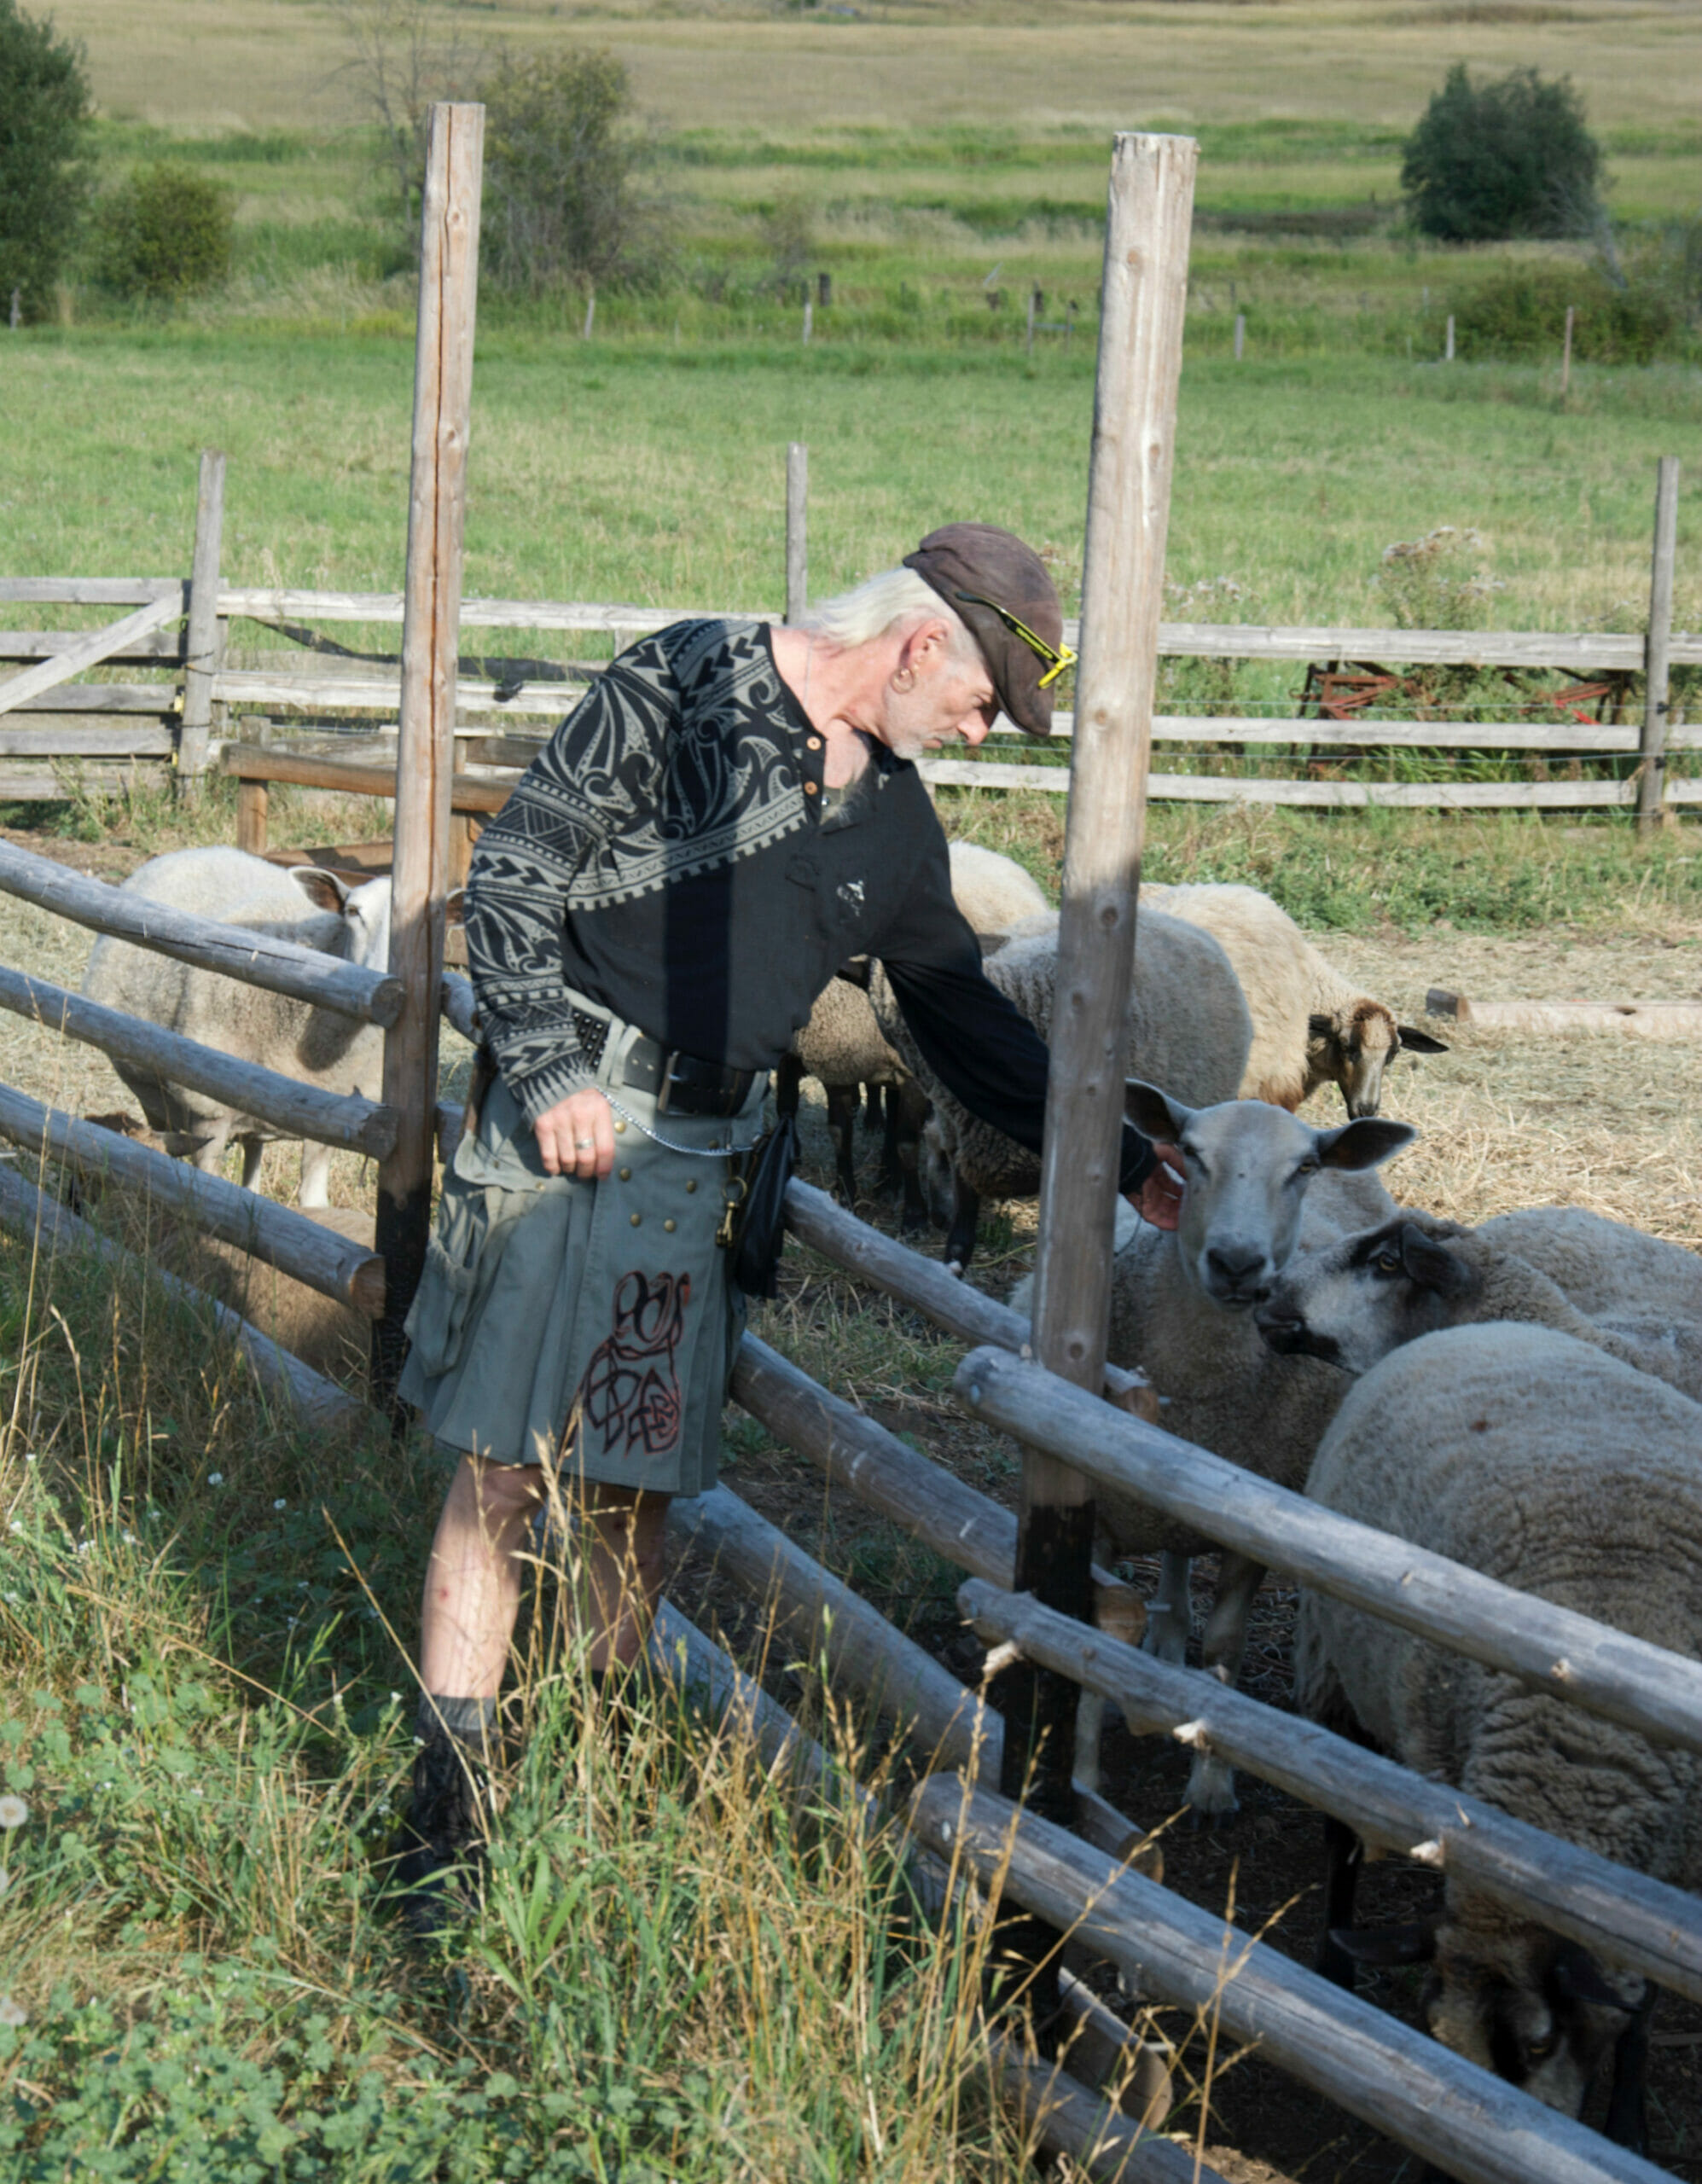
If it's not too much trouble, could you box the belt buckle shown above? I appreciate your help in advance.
[654,1048,677,1115]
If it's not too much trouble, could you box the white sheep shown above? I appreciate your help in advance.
[82,847,392,1209]
[1013,1083,1415,1816]
[1144,882,1446,1117]
[779,842,1050,1221]
[1294,1322,1702,2147]
[876,907,1254,1274]
[1258,1206,1702,1403]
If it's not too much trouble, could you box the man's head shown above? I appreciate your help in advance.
[801,526,1067,758]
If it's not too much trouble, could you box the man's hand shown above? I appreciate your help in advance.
[1125,1140,1183,1233]
[533,1087,616,1179]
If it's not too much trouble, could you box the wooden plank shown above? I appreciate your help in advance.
[1002,132,1196,1833]
[0,1081,386,1316]
[781,1178,1154,1409]
[961,1577,1702,2007]
[0,682,178,715]
[179,450,227,790]
[917,763,1648,808]
[1016,714,1662,751]
[1640,456,1681,830]
[212,669,576,717]
[0,962,399,1159]
[729,1331,1141,1630]
[371,99,483,1414]
[236,778,268,855]
[955,1345,1702,1759]
[0,593,183,717]
[985,2032,1208,2184]
[665,1484,1001,1778]
[1426,991,1702,1038]
[0,631,183,663]
[0,839,404,1027]
[911,1777,1670,2184]
[0,1162,366,1434]
[440,971,478,1043]
[218,741,512,814]
[0,763,172,801]
[0,725,176,758]
[1147,621,1693,671]
[0,580,179,607]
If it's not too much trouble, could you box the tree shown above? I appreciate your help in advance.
[1402,65,1602,242]
[0,0,94,321]
[480,49,667,295]
[96,164,235,303]
[332,0,480,229]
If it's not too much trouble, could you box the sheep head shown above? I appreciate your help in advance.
[1306,1002,1448,1118]
[1256,1217,1478,1370]
[1124,1083,1416,1310]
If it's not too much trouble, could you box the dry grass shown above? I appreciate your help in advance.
[56,0,1702,135]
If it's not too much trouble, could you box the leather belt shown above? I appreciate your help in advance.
[621,1034,757,1118]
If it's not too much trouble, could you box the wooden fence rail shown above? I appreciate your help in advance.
[956,1345,1702,1760]
[912,1776,1668,2184]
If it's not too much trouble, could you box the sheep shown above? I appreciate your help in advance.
[1143,881,1446,1117]
[875,907,1254,1273]
[1293,1323,1702,2149]
[82,847,392,1209]
[1258,1207,1702,1403]
[1013,1082,1415,1816]
[777,842,1049,1223]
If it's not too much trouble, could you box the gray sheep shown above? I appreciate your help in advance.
[875,907,1254,1273]
[1258,1205,1702,1403]
[1295,1322,1702,2150]
[82,847,392,1208]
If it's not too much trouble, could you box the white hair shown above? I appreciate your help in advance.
[799,567,981,665]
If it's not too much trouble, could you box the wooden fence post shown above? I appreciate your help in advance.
[994,132,1197,1829]
[1026,288,1037,358]
[1639,456,1681,834]
[1560,302,1575,398]
[1445,312,1455,362]
[371,101,485,1414]
[1234,311,1245,361]
[785,443,808,625]
[177,450,226,798]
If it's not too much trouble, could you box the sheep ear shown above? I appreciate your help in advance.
[1398,1025,1449,1055]
[1124,1079,1192,1143]
[288,866,351,914]
[1328,1922,1437,1967]
[1306,1011,1339,1049]
[1398,1224,1478,1298]
[1315,1117,1417,1171]
[1551,1943,1639,2013]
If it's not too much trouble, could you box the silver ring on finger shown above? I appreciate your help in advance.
[574,1137,596,1150]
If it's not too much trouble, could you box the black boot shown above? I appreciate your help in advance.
[393,1728,485,1936]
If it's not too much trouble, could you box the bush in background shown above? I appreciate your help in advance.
[0,0,94,322]
[96,162,235,303]
[1402,66,1601,242]
[480,49,670,295]
[1449,260,1687,364]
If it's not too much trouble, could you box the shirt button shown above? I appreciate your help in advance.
[664,1218,677,1234]
[686,1178,698,1194]
[806,736,822,751]
[630,1212,642,1228]
[619,1166,631,1182]
[804,781,818,797]
[613,1118,626,1135]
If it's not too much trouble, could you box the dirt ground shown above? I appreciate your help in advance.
[4,824,1700,2181]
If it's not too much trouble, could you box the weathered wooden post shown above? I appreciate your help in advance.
[1445,312,1455,363]
[371,102,485,1413]
[177,450,226,798]
[993,131,1197,1824]
[1560,302,1575,398]
[785,443,808,625]
[1234,311,1246,361]
[1638,456,1681,834]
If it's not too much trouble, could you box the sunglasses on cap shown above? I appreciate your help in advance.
[954,590,1078,689]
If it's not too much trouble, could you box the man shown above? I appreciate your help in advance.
[396,524,1180,1903]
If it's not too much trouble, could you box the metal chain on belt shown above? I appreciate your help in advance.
[601,1091,763,1159]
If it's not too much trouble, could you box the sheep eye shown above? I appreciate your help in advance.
[1526,2032,1557,2063]
[1372,1251,1402,1275]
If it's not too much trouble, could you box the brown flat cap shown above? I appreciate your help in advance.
[903,522,1069,736]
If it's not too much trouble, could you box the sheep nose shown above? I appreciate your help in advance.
[1206,1244,1266,1288]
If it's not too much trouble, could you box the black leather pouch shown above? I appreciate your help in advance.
[730,1111,799,1298]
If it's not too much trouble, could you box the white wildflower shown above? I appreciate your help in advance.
[206,1472,224,1487]
[0,1798,26,1830]
[0,1996,26,2028]
[272,1498,287,1511]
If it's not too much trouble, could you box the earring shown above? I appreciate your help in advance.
[891,666,915,694]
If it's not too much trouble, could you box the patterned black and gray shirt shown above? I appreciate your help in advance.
[464,619,1155,1191]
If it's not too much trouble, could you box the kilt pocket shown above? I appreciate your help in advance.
[404,1182,529,1380]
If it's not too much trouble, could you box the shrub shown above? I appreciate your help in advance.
[480,49,669,294]
[1402,65,1601,242]
[0,0,94,322]
[96,162,235,303]
[1448,262,1687,365]
[1376,527,1501,631]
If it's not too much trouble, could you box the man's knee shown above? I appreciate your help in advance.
[462,1453,546,1521]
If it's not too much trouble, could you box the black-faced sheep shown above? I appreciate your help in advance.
[1144,882,1446,1117]
[1295,1322,1702,2151]
[1258,1206,1702,1403]
[81,847,392,1208]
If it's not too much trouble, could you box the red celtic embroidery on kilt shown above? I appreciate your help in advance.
[578,1270,692,1459]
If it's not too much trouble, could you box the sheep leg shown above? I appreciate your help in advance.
[944,1169,980,1275]
[190,1118,235,1179]
[240,1136,267,1194]
[1142,1553,1192,1666]
[877,1083,904,1189]
[298,1139,331,1209]
[1183,1552,1265,1820]
[826,1083,861,1205]
[893,1082,929,1234]
[775,1053,804,1124]
[1316,1814,1364,1989]
[1603,1981,1657,2153]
